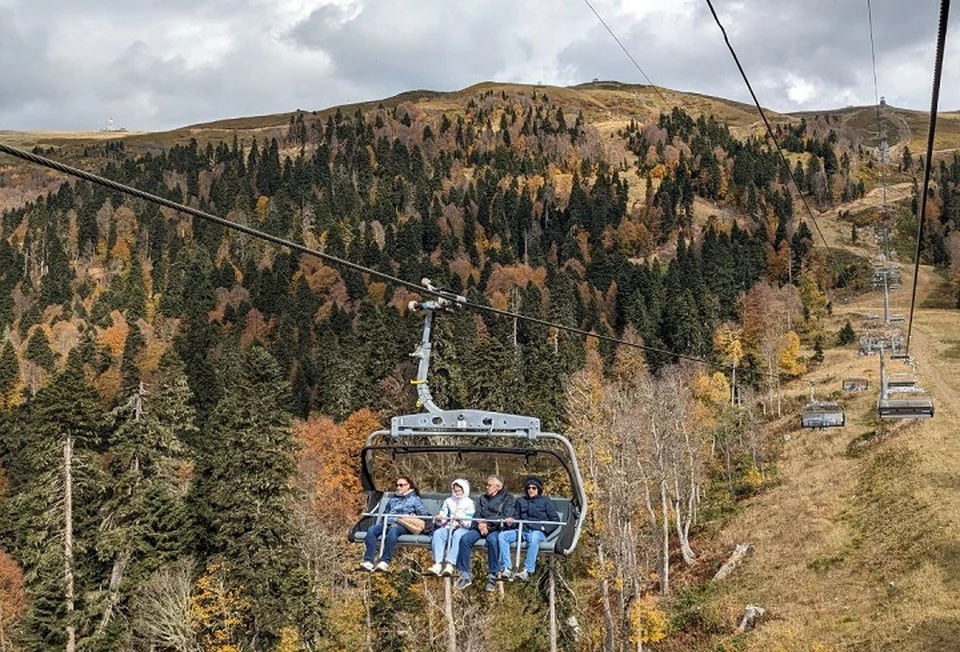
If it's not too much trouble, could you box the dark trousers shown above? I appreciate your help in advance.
[456,527,502,577]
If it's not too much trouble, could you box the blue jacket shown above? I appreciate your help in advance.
[383,492,429,526]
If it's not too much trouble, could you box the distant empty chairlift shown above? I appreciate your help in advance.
[842,377,869,392]
[801,385,845,429]
[876,351,934,420]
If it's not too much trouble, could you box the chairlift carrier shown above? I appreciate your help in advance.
[842,377,869,392]
[877,349,934,420]
[800,384,845,429]
[348,281,588,557]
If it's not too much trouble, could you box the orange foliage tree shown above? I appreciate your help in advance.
[295,408,380,525]
[0,549,26,647]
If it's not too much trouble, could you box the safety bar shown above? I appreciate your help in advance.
[361,512,566,527]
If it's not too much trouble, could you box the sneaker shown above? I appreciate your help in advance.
[499,568,514,582]
[515,569,530,583]
[485,578,497,592]
[359,560,375,572]
[441,563,455,577]
[374,561,390,572]
[427,562,443,576]
[455,576,472,590]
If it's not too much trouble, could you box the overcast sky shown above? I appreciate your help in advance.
[0,0,956,132]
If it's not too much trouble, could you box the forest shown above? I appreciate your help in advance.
[0,85,959,650]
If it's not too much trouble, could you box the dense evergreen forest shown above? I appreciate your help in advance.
[0,86,958,650]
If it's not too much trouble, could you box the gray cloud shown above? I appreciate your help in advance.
[0,0,956,132]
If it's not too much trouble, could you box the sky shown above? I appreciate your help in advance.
[0,0,956,132]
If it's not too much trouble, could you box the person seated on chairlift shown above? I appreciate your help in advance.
[428,478,475,578]
[497,476,560,583]
[359,475,429,573]
[454,474,515,591]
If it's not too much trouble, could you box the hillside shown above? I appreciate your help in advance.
[0,81,959,650]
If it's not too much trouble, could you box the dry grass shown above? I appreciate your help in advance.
[707,248,960,648]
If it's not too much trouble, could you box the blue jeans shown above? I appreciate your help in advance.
[498,529,547,574]
[457,528,502,578]
[364,522,406,563]
[431,525,470,565]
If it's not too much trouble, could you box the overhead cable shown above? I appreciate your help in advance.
[704,0,864,314]
[905,0,951,356]
[581,0,672,108]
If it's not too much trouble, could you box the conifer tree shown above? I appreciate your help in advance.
[89,351,196,649]
[189,347,322,646]
[24,328,55,372]
[0,339,20,407]
[11,350,107,650]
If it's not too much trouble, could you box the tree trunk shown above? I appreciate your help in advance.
[364,583,372,652]
[64,435,76,652]
[0,596,6,651]
[659,477,670,595]
[443,577,456,652]
[548,559,557,652]
[673,496,696,565]
[597,543,616,652]
[96,552,130,636]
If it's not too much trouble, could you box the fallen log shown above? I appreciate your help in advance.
[713,543,750,581]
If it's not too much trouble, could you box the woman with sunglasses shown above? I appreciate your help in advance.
[359,475,428,572]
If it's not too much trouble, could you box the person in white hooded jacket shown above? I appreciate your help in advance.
[428,478,475,576]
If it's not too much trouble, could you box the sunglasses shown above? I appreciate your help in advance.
[396,482,409,487]
[526,485,538,490]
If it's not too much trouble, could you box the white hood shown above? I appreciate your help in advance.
[451,478,471,495]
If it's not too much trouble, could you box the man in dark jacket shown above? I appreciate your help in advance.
[497,476,560,582]
[455,474,515,591]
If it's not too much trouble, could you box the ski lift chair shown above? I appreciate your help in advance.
[877,395,934,419]
[347,281,587,560]
[842,377,869,392]
[800,401,846,429]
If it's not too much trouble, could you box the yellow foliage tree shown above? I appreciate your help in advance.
[713,324,743,405]
[275,626,302,652]
[629,594,668,649]
[255,195,270,222]
[296,408,378,525]
[778,331,806,378]
[190,562,251,652]
[798,270,827,323]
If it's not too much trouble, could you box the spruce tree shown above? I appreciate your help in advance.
[189,347,322,646]
[11,351,107,649]
[89,350,196,649]
[0,339,20,406]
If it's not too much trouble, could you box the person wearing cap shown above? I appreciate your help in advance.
[454,474,515,591]
[496,476,559,583]
[427,478,475,577]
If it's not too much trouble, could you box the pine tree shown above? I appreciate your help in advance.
[837,320,856,345]
[25,328,55,371]
[189,347,322,646]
